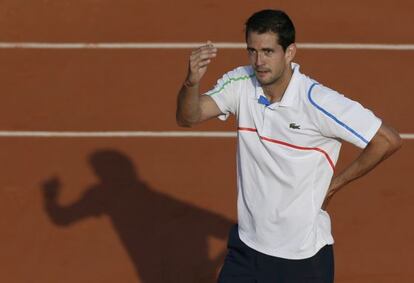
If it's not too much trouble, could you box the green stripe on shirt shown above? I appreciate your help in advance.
[206,74,255,96]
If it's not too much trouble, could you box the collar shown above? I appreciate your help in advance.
[255,62,301,109]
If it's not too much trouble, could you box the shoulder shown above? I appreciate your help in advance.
[288,65,333,104]
[307,83,341,103]
[221,65,255,82]
[297,76,351,120]
[306,82,356,110]
[304,81,375,130]
[205,66,255,96]
[291,65,345,108]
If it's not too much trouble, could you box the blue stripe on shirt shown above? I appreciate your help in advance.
[307,82,369,144]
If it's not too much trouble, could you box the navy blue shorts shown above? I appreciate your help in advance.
[217,225,334,283]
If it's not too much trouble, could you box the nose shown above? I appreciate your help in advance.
[255,52,264,66]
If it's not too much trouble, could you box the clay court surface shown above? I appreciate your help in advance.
[0,1,413,282]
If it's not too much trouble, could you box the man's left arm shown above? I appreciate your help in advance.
[323,123,402,209]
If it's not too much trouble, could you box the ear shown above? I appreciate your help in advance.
[285,43,297,62]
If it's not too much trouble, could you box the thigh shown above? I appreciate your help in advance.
[217,225,257,283]
[281,245,335,283]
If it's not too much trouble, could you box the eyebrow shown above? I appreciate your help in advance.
[246,47,275,52]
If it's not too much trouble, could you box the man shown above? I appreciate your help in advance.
[176,9,401,283]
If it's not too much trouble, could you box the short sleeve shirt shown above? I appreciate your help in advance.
[204,63,382,259]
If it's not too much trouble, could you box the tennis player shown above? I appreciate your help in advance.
[176,9,402,283]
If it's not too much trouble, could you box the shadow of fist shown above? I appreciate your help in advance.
[42,177,61,200]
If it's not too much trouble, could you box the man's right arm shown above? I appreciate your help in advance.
[176,42,223,127]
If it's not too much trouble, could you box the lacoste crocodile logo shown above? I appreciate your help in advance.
[289,123,301,130]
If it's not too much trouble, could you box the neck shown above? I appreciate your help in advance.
[262,65,293,103]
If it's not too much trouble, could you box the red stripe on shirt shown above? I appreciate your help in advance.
[238,127,335,170]
[237,127,258,133]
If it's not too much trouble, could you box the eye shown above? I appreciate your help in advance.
[247,48,256,55]
[263,49,274,56]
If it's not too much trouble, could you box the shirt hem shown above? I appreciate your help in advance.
[359,118,382,148]
[238,229,335,260]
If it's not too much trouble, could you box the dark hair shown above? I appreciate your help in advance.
[245,9,295,51]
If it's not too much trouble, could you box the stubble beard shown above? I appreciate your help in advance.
[258,61,292,88]
[257,74,279,86]
[256,69,282,87]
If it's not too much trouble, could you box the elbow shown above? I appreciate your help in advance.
[382,129,403,157]
[390,132,403,152]
[176,110,201,128]
[364,125,402,162]
[176,119,193,128]
[377,123,403,155]
[387,125,403,153]
[176,114,197,128]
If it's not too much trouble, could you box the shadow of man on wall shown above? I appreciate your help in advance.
[41,149,234,283]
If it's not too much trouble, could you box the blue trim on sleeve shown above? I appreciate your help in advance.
[307,82,369,144]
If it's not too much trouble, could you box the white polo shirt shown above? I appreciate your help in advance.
[204,63,382,259]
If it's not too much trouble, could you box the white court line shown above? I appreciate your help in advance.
[0,131,412,139]
[0,131,237,138]
[0,42,414,50]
